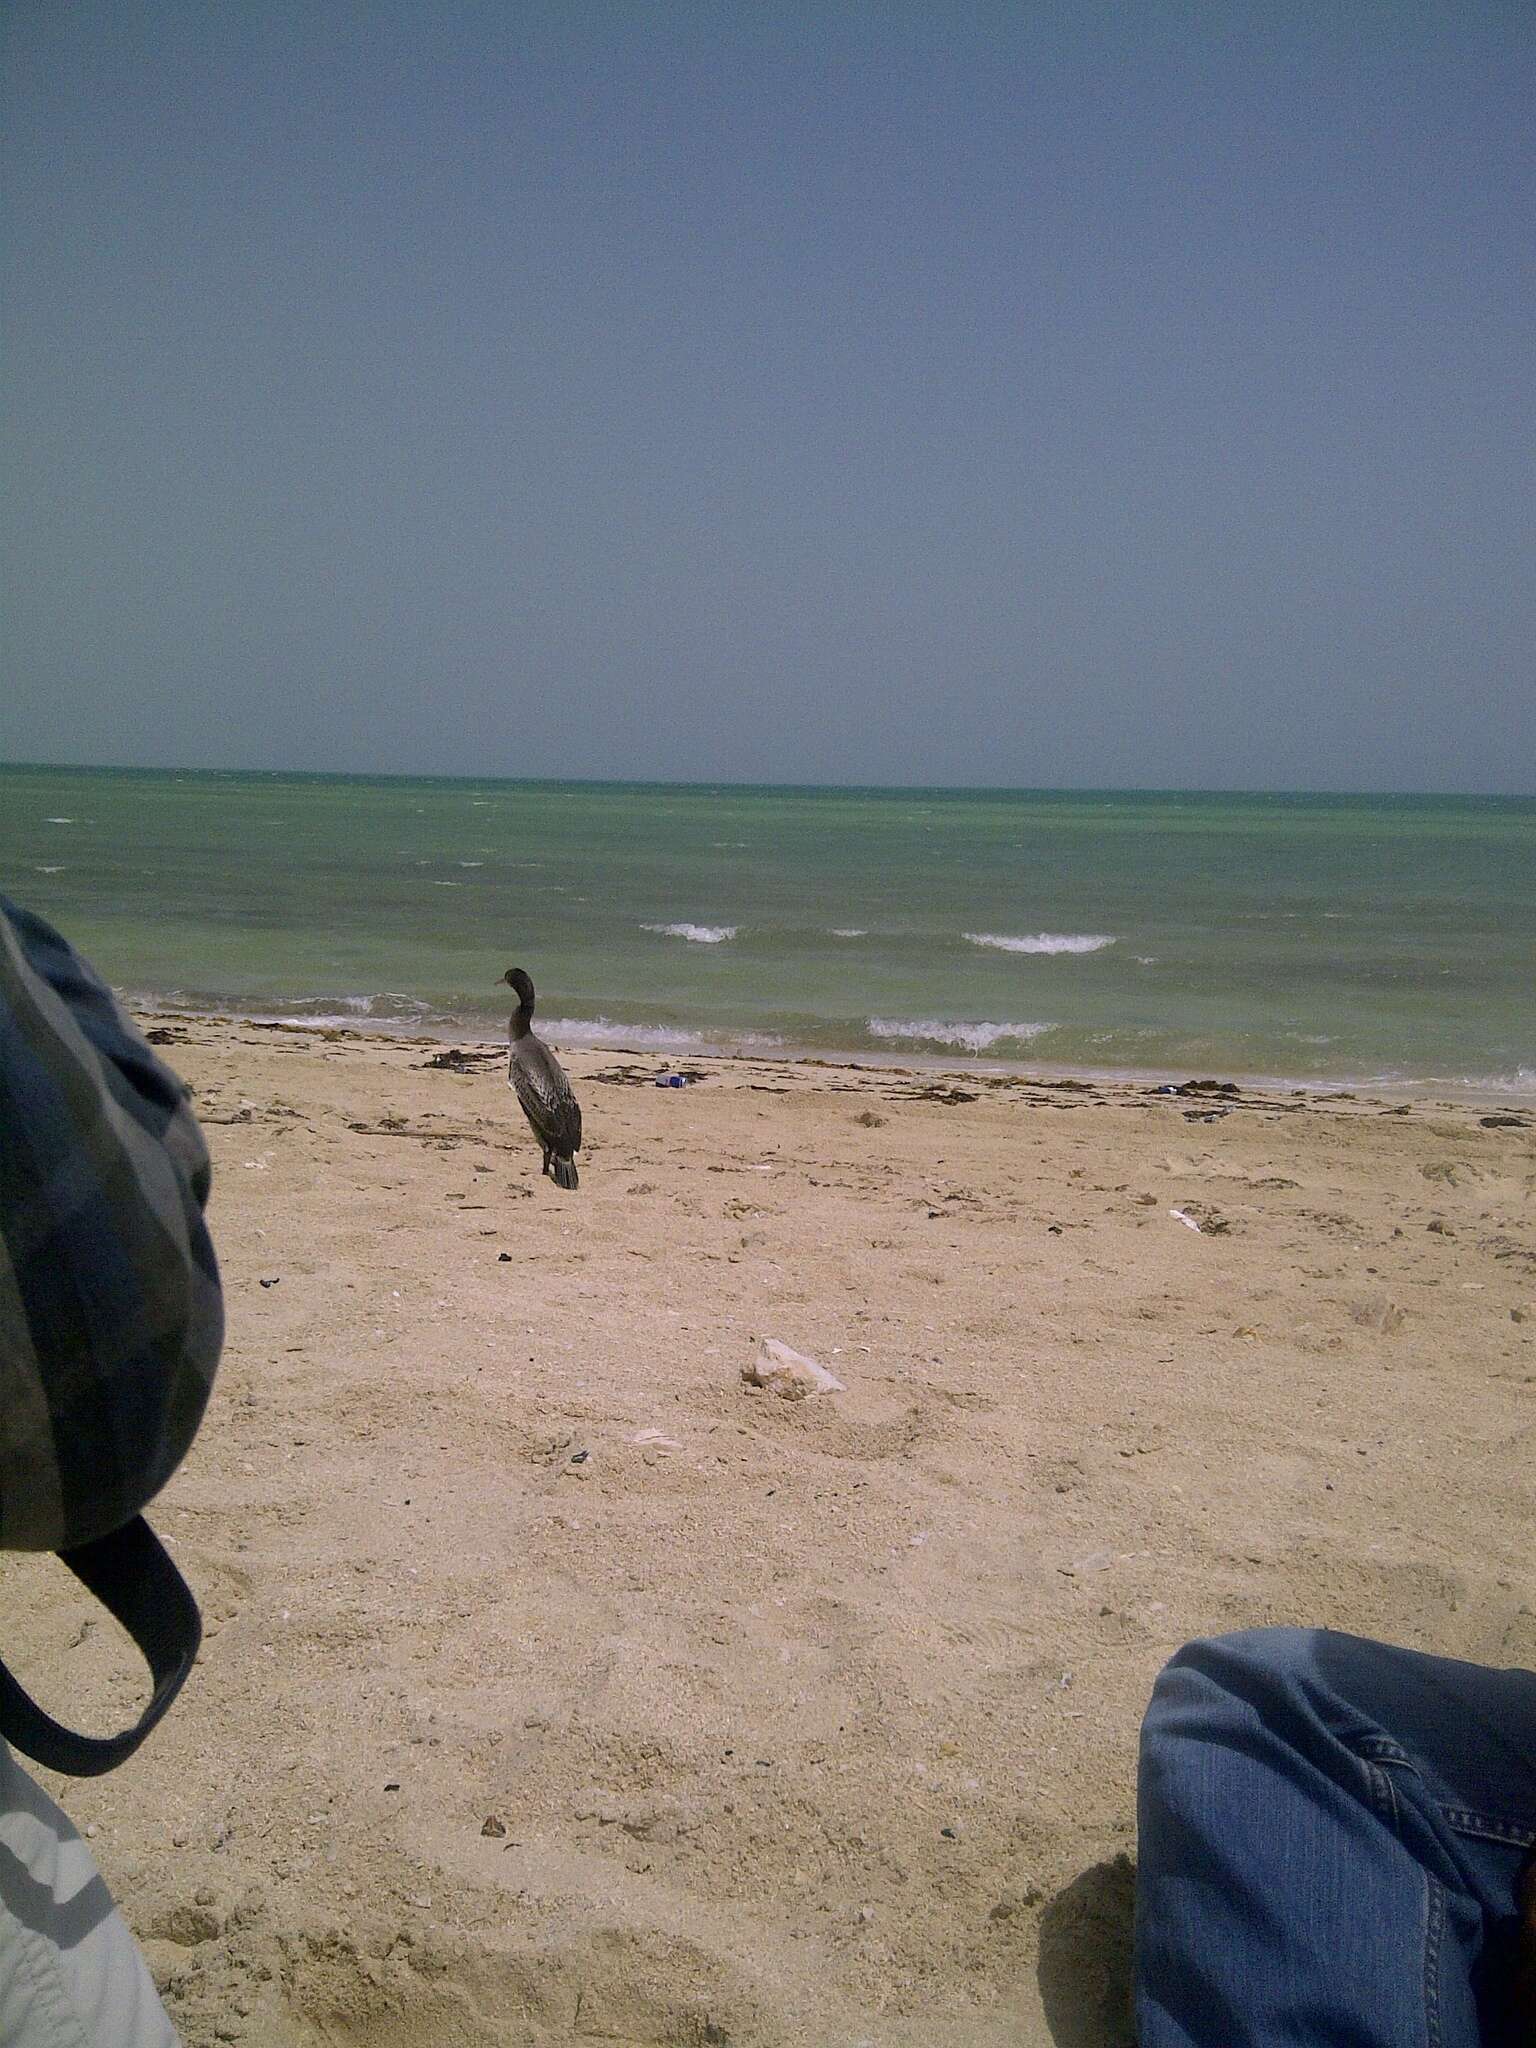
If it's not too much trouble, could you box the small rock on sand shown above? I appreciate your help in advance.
[742,1338,846,1401]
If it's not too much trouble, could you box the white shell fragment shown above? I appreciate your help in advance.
[742,1338,847,1401]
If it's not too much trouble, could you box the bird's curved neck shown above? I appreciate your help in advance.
[509,1002,533,1041]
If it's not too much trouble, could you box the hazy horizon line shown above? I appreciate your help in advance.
[4,757,1533,804]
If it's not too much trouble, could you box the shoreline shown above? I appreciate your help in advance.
[134,1000,1536,1112]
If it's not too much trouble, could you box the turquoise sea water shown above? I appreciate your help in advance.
[3,764,1533,1093]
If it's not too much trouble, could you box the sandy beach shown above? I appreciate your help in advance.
[3,1018,1533,2047]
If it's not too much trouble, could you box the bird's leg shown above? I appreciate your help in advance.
[541,1146,551,1177]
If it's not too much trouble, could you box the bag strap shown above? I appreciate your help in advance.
[0,1517,201,1776]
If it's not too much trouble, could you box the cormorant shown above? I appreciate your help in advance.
[500,967,582,1190]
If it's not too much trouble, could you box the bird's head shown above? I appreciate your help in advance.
[501,967,536,1009]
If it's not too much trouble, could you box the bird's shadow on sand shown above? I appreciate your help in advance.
[1036,1854,1137,2047]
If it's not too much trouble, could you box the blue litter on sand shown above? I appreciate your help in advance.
[657,1074,688,1087]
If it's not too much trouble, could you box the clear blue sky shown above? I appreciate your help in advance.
[3,2,1532,789]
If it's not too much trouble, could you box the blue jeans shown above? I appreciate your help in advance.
[1136,1629,1536,2047]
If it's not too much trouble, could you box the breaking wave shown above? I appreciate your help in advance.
[642,922,738,943]
[964,931,1115,955]
[1405,1065,1536,1097]
[136,991,452,1037]
[543,1017,784,1054]
[544,1016,708,1051]
[830,928,868,938]
[868,1017,1054,1054]
[291,993,438,1021]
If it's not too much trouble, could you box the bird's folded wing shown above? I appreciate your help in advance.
[511,1056,581,1155]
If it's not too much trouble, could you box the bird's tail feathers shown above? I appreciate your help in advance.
[552,1156,579,1191]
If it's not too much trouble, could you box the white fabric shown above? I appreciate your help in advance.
[0,1741,178,2047]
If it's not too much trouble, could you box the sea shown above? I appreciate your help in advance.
[3,764,1533,1097]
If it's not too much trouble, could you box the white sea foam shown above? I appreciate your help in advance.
[154,991,447,1035]
[290,993,435,1020]
[44,817,75,825]
[457,861,483,867]
[642,922,738,943]
[1414,1065,1536,1097]
[868,1017,1054,1053]
[541,1016,785,1054]
[543,1016,708,1051]
[35,865,65,874]
[831,928,868,938]
[964,931,1115,955]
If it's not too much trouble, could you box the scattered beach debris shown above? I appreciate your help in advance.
[421,1046,502,1071]
[1484,1236,1536,1269]
[628,1428,683,1452]
[347,1117,472,1148]
[1481,1114,1529,1129]
[854,1109,886,1126]
[1174,1202,1232,1234]
[742,1338,846,1401]
[1169,1208,1203,1233]
[1153,1079,1243,1104]
[480,1815,507,1838]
